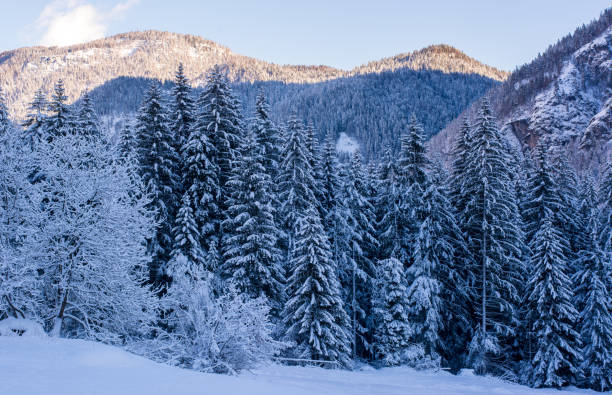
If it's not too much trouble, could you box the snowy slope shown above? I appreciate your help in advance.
[0,337,593,395]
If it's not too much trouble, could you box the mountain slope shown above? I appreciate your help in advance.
[430,8,612,171]
[0,30,506,120]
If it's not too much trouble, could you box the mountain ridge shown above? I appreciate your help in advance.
[0,30,507,120]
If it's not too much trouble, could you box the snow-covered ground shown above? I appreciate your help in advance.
[0,337,593,395]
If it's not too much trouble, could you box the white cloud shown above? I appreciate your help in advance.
[35,0,139,47]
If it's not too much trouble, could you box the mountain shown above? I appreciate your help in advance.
[0,30,506,122]
[430,8,612,172]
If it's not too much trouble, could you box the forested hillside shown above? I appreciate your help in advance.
[87,69,496,160]
[431,8,612,173]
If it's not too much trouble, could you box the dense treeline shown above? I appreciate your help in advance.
[0,65,611,391]
[86,68,497,161]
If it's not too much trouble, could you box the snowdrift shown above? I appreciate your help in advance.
[0,336,594,395]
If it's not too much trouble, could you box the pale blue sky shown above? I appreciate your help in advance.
[2,1,610,71]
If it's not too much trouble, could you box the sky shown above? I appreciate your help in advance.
[1,1,610,72]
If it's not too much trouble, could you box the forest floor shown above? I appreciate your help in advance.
[0,336,594,395]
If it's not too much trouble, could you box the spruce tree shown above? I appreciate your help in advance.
[525,214,581,388]
[407,163,468,366]
[252,92,282,182]
[45,79,70,142]
[182,90,221,271]
[171,63,196,152]
[75,92,100,138]
[376,148,405,262]
[599,161,612,253]
[277,117,318,264]
[282,206,351,367]
[373,257,410,366]
[573,210,612,391]
[397,114,429,270]
[337,152,378,358]
[462,99,524,375]
[135,82,181,283]
[221,131,284,313]
[195,65,243,208]
[171,193,205,268]
[22,89,47,149]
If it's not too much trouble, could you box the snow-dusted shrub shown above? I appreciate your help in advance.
[150,255,285,374]
[401,344,441,371]
[0,318,46,337]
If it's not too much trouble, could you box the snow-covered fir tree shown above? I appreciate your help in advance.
[397,114,429,270]
[599,161,612,254]
[276,116,318,265]
[195,65,244,208]
[44,79,70,142]
[572,209,612,391]
[221,131,284,314]
[170,63,196,153]
[376,148,406,262]
[320,132,342,252]
[282,206,352,367]
[74,92,100,138]
[135,82,181,284]
[373,257,410,366]
[462,99,524,376]
[524,214,581,388]
[251,92,282,183]
[407,163,468,368]
[171,193,205,268]
[337,152,378,358]
[182,86,221,272]
[22,88,47,148]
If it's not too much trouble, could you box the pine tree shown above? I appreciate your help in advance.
[305,122,325,217]
[195,65,243,208]
[170,63,196,152]
[221,131,284,313]
[337,152,379,358]
[277,117,318,264]
[45,79,70,141]
[0,88,10,138]
[22,89,47,149]
[406,163,469,367]
[118,120,136,160]
[573,210,612,391]
[171,193,205,268]
[599,161,612,254]
[397,114,429,270]
[282,206,351,367]
[525,214,581,388]
[376,148,405,262]
[320,132,341,240]
[75,92,100,138]
[448,116,473,218]
[252,92,282,182]
[135,82,181,283]
[182,90,221,270]
[523,142,567,244]
[373,257,410,366]
[462,99,524,375]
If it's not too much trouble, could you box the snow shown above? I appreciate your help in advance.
[0,318,46,337]
[336,132,359,154]
[0,337,594,395]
